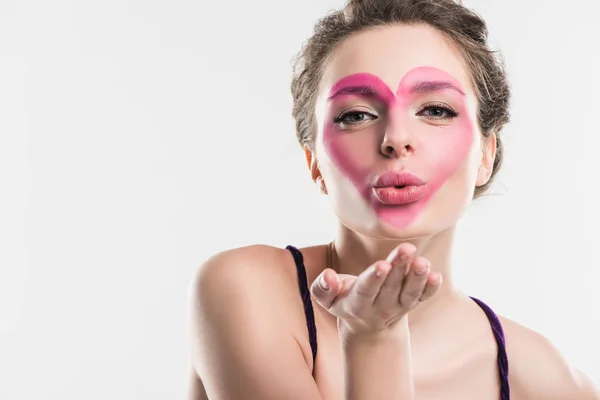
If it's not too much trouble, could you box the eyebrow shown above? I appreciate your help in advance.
[410,80,465,96]
[327,85,380,100]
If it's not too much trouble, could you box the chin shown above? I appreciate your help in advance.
[369,198,471,241]
[373,216,457,241]
[333,188,472,242]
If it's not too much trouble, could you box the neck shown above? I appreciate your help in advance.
[332,224,461,327]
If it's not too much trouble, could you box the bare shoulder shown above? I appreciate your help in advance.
[499,316,599,400]
[187,244,323,400]
[189,244,309,349]
[191,244,300,298]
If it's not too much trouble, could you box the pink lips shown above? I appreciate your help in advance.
[372,171,426,206]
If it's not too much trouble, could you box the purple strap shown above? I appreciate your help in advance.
[286,245,318,374]
[470,296,510,400]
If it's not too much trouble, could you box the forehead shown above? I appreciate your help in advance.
[318,24,475,96]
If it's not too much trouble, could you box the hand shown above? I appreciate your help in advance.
[310,243,442,336]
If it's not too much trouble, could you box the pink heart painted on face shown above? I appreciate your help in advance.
[322,66,475,229]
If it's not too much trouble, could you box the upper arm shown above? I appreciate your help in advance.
[572,369,600,400]
[188,246,323,400]
[503,319,600,399]
[525,343,600,400]
[186,363,208,400]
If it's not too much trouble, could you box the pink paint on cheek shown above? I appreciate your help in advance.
[322,68,474,230]
[322,73,395,192]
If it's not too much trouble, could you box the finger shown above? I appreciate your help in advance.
[350,261,391,305]
[398,256,430,308]
[418,271,443,302]
[310,268,342,310]
[374,243,416,308]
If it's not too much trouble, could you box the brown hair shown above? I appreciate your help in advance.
[290,0,510,197]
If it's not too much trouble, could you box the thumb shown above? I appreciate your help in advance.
[310,268,341,310]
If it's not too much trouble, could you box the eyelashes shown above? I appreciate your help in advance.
[333,110,377,126]
[332,102,460,129]
[416,102,459,120]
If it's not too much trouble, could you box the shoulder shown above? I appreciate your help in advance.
[189,244,305,323]
[500,316,599,400]
[191,244,298,293]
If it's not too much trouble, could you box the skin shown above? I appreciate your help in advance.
[322,67,474,230]
[187,24,600,400]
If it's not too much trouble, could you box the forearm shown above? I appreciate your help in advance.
[341,319,415,400]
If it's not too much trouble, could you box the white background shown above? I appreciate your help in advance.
[1,0,599,398]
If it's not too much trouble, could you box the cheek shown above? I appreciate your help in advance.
[410,113,475,189]
[321,121,379,193]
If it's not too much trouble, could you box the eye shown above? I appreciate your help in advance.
[417,103,459,120]
[333,111,378,127]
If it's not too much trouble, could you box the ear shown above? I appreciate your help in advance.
[304,145,327,194]
[476,131,497,187]
[304,145,321,182]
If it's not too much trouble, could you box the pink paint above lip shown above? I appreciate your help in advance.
[373,170,426,188]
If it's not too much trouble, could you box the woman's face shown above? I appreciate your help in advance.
[311,24,495,239]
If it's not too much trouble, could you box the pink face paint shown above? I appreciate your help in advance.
[322,66,474,229]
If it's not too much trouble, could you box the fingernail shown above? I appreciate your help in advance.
[385,249,398,264]
[320,275,329,290]
[372,265,383,278]
[414,263,429,275]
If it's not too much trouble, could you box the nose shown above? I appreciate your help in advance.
[379,121,414,159]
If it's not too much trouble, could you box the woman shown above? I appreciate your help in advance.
[187,0,599,399]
